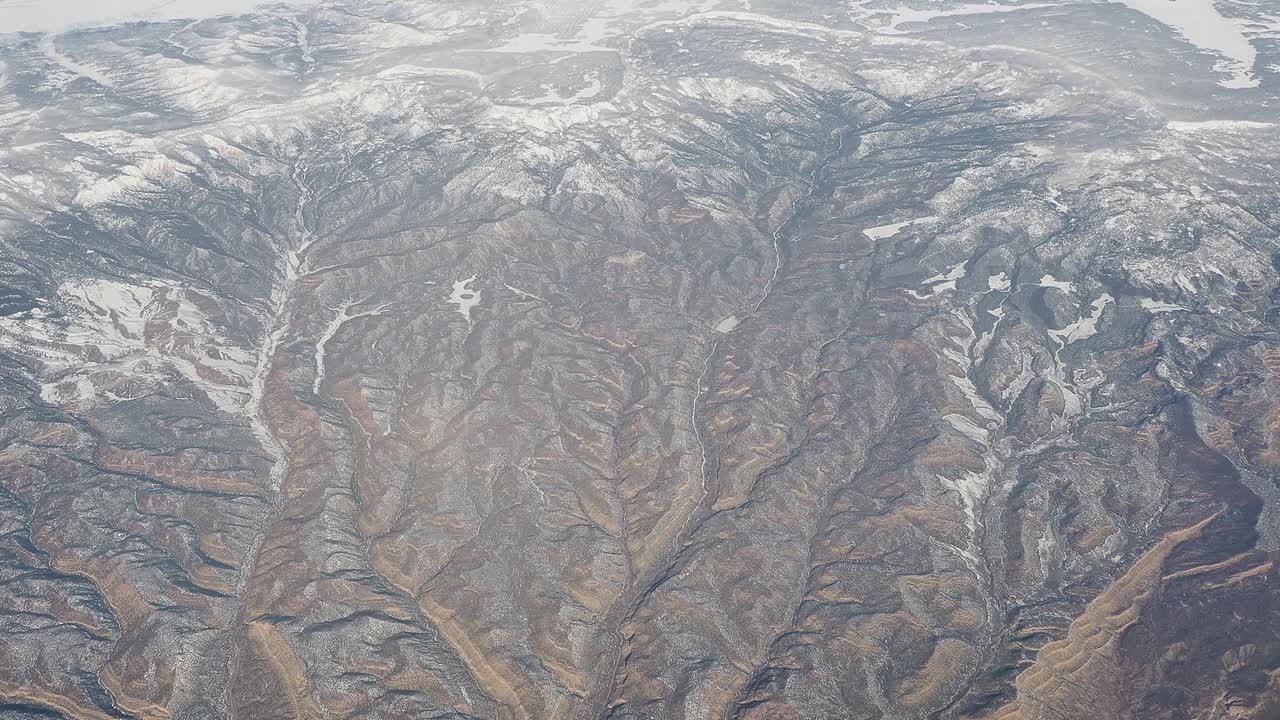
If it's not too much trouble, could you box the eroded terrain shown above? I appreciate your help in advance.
[1,1,1279,718]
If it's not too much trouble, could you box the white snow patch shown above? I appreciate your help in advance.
[714,316,740,333]
[909,261,967,298]
[40,375,97,408]
[676,77,772,106]
[526,73,605,106]
[987,272,1011,291]
[2,277,255,413]
[934,308,1003,537]
[1167,119,1276,132]
[482,30,613,55]
[944,412,991,446]
[1036,274,1074,293]
[1140,297,1186,313]
[641,10,865,40]
[938,465,993,529]
[1044,184,1068,212]
[39,35,115,89]
[1049,293,1113,345]
[862,215,937,240]
[448,276,481,323]
[313,301,392,395]
[876,2,1057,34]
[375,65,484,85]
[485,102,616,133]
[504,284,545,303]
[1036,293,1113,423]
[607,250,648,266]
[72,155,191,207]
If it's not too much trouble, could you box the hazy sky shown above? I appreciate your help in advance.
[0,0,303,33]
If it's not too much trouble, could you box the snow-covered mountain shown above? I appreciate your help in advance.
[1,1,1279,718]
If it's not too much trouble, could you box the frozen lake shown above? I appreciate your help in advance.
[1113,0,1262,88]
